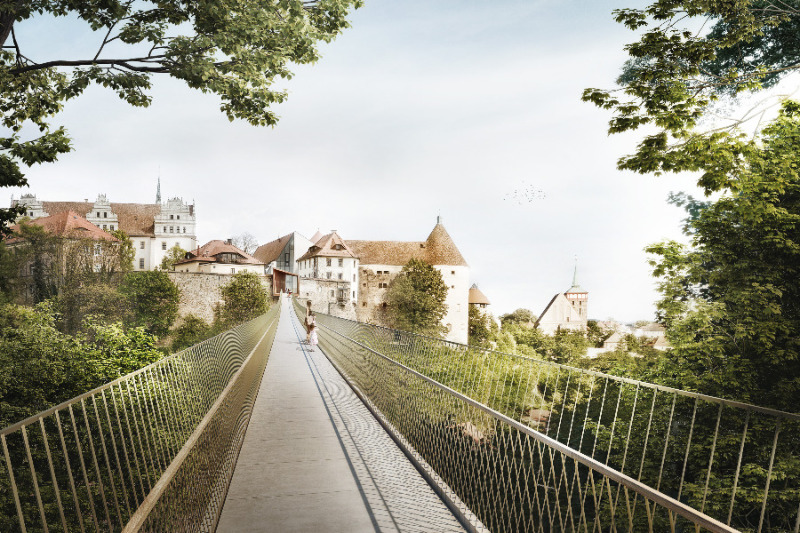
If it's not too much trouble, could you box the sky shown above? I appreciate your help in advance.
[8,0,713,323]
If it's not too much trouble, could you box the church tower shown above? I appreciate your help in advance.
[564,261,588,320]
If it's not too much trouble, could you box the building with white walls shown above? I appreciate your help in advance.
[12,189,197,271]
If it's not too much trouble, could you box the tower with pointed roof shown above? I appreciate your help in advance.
[535,261,589,335]
[156,177,161,203]
[344,216,471,344]
[564,260,588,322]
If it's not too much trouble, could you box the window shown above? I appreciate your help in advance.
[170,214,174,220]
[326,272,331,279]
[382,302,387,309]
[352,291,355,299]
[451,285,455,289]
[177,215,180,220]
[170,226,174,233]
[97,212,100,217]
[451,270,455,275]
[163,226,167,233]
[353,274,356,282]
[363,283,367,287]
[102,224,107,230]
[362,302,367,307]
[162,242,167,250]
[94,244,101,255]
[338,258,343,267]
[330,290,335,297]
[110,225,115,231]
[103,212,107,218]
[338,273,343,280]
[326,258,332,266]
[231,268,235,274]
[284,253,289,262]
[182,227,186,233]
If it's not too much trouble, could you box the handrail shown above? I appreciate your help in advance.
[321,321,738,532]
[297,299,799,533]
[1,303,280,533]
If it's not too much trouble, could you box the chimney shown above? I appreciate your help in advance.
[226,238,232,245]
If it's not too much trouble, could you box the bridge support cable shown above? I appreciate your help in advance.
[1,303,280,533]
[293,300,800,533]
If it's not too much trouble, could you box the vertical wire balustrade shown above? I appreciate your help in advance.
[1,303,280,533]
[295,300,800,533]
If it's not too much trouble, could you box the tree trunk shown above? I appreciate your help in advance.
[0,1,23,48]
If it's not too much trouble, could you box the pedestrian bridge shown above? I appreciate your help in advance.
[2,299,798,532]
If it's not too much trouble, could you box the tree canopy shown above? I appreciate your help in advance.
[119,270,180,337]
[217,271,269,326]
[583,0,800,194]
[0,0,362,235]
[647,101,800,411]
[385,258,449,337]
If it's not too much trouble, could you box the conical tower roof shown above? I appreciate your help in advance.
[566,260,586,293]
[469,284,490,305]
[425,217,468,266]
[310,230,323,243]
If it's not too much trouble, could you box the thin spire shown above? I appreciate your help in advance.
[156,176,161,203]
[572,256,578,287]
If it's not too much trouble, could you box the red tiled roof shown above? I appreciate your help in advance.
[40,201,161,236]
[178,239,263,265]
[469,284,491,305]
[348,222,468,267]
[296,232,358,262]
[8,211,118,243]
[253,233,292,264]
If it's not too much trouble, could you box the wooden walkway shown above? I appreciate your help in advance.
[217,301,466,533]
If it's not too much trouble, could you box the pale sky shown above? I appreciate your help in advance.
[9,0,711,323]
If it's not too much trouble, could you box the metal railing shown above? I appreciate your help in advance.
[295,300,800,533]
[1,303,279,533]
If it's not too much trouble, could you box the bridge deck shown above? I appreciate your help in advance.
[217,301,466,533]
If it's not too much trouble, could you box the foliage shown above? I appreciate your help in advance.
[468,305,496,347]
[111,229,135,272]
[10,221,58,303]
[160,243,187,271]
[646,101,800,411]
[0,302,161,428]
[385,258,449,336]
[499,308,536,327]
[119,270,180,337]
[217,271,269,326]
[231,232,258,255]
[583,0,799,194]
[0,0,362,235]
[585,319,613,347]
[171,314,217,352]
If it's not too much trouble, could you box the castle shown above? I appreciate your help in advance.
[12,187,197,272]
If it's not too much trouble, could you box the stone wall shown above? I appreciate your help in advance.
[296,277,357,320]
[168,272,272,324]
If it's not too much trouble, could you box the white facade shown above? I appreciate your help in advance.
[436,265,470,344]
[12,193,198,272]
[298,256,360,303]
[174,261,264,275]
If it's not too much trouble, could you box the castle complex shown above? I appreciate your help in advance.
[12,189,197,271]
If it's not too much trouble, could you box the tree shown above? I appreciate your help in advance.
[160,243,187,271]
[171,314,215,352]
[231,232,258,255]
[385,258,448,336]
[646,101,800,411]
[468,305,495,347]
[583,0,800,194]
[0,302,161,428]
[217,271,269,326]
[111,229,135,273]
[499,308,536,327]
[119,270,180,337]
[0,0,362,236]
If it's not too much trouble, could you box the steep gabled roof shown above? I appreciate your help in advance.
[253,233,293,264]
[178,240,262,265]
[309,230,324,244]
[296,231,357,262]
[348,220,468,267]
[8,211,118,243]
[41,201,161,236]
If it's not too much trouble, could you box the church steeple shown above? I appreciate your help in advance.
[567,257,584,293]
[156,177,161,203]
